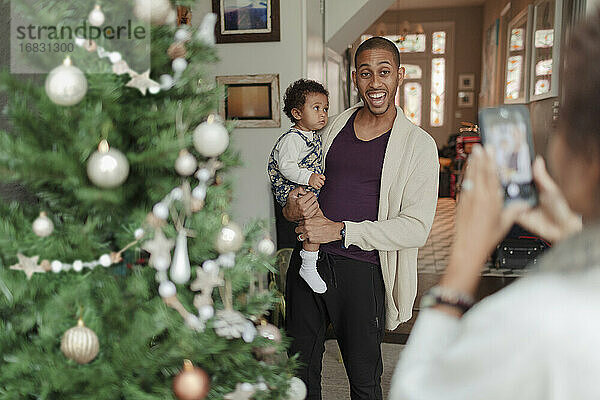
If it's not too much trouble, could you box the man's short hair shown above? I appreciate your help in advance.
[354,36,401,69]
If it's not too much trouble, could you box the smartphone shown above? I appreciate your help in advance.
[478,105,537,206]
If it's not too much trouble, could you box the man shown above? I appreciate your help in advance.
[283,37,439,399]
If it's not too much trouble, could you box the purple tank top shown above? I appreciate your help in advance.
[320,109,391,265]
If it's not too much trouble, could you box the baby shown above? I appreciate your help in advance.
[268,79,329,293]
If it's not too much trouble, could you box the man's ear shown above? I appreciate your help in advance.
[291,108,302,121]
[398,66,405,84]
[351,70,357,88]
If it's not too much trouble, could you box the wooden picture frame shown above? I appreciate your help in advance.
[212,0,280,43]
[529,0,562,101]
[217,74,280,128]
[504,6,533,104]
[458,73,475,90]
[457,91,474,108]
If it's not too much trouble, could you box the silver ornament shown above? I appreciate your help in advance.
[217,252,236,268]
[87,140,129,189]
[133,0,171,25]
[175,28,192,42]
[152,202,169,220]
[195,168,212,183]
[175,149,197,176]
[32,212,54,237]
[170,231,191,284]
[225,383,255,400]
[192,185,207,201]
[134,228,145,239]
[60,319,99,364]
[257,238,275,256]
[51,260,62,273]
[172,57,188,73]
[287,377,307,400]
[158,280,176,297]
[88,5,105,26]
[193,118,229,157]
[159,74,174,90]
[45,57,88,106]
[73,260,83,272]
[99,254,112,267]
[215,223,244,254]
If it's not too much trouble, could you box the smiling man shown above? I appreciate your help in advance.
[282,37,440,399]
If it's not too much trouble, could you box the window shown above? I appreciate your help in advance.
[432,31,446,54]
[431,58,445,127]
[403,83,422,126]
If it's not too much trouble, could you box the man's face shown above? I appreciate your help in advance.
[352,48,404,116]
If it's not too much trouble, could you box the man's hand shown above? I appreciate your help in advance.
[282,187,320,222]
[296,213,344,244]
[308,173,326,189]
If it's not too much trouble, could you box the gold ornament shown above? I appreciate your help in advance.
[215,221,244,254]
[173,359,210,400]
[168,42,187,60]
[253,321,282,358]
[9,253,45,279]
[60,318,99,364]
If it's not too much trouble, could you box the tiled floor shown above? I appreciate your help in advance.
[417,197,456,274]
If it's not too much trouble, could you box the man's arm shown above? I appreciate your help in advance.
[282,187,320,222]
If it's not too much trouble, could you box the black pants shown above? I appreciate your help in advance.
[286,247,386,400]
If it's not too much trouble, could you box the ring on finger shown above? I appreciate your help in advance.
[297,234,305,242]
[462,179,474,192]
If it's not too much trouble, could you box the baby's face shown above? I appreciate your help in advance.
[298,92,329,131]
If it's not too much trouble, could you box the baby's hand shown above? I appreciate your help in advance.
[308,173,326,189]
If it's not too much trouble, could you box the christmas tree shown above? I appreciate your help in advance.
[0,1,302,399]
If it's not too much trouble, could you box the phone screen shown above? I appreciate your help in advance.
[479,106,537,205]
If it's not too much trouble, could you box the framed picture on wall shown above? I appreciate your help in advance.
[504,6,533,104]
[458,73,475,90]
[529,0,562,101]
[216,74,280,128]
[212,0,280,43]
[458,91,474,107]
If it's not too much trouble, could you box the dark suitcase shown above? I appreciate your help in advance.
[494,236,550,269]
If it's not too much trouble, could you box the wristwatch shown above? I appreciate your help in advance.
[420,285,475,314]
[340,223,347,249]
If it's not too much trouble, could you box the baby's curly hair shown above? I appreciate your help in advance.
[283,79,329,122]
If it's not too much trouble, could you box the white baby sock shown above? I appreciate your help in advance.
[299,250,327,294]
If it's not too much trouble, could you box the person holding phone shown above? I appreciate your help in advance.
[389,12,600,399]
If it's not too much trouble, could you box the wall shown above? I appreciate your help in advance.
[363,6,484,145]
[193,2,322,233]
[480,0,567,158]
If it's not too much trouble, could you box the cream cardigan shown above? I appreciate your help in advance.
[321,103,439,330]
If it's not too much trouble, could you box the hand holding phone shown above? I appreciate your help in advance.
[478,105,538,206]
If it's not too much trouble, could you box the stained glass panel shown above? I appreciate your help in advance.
[385,34,426,53]
[400,64,422,79]
[431,58,445,127]
[505,55,523,100]
[432,31,446,54]
[534,29,554,48]
[509,28,524,51]
[536,59,552,76]
[535,79,550,95]
[403,83,422,126]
